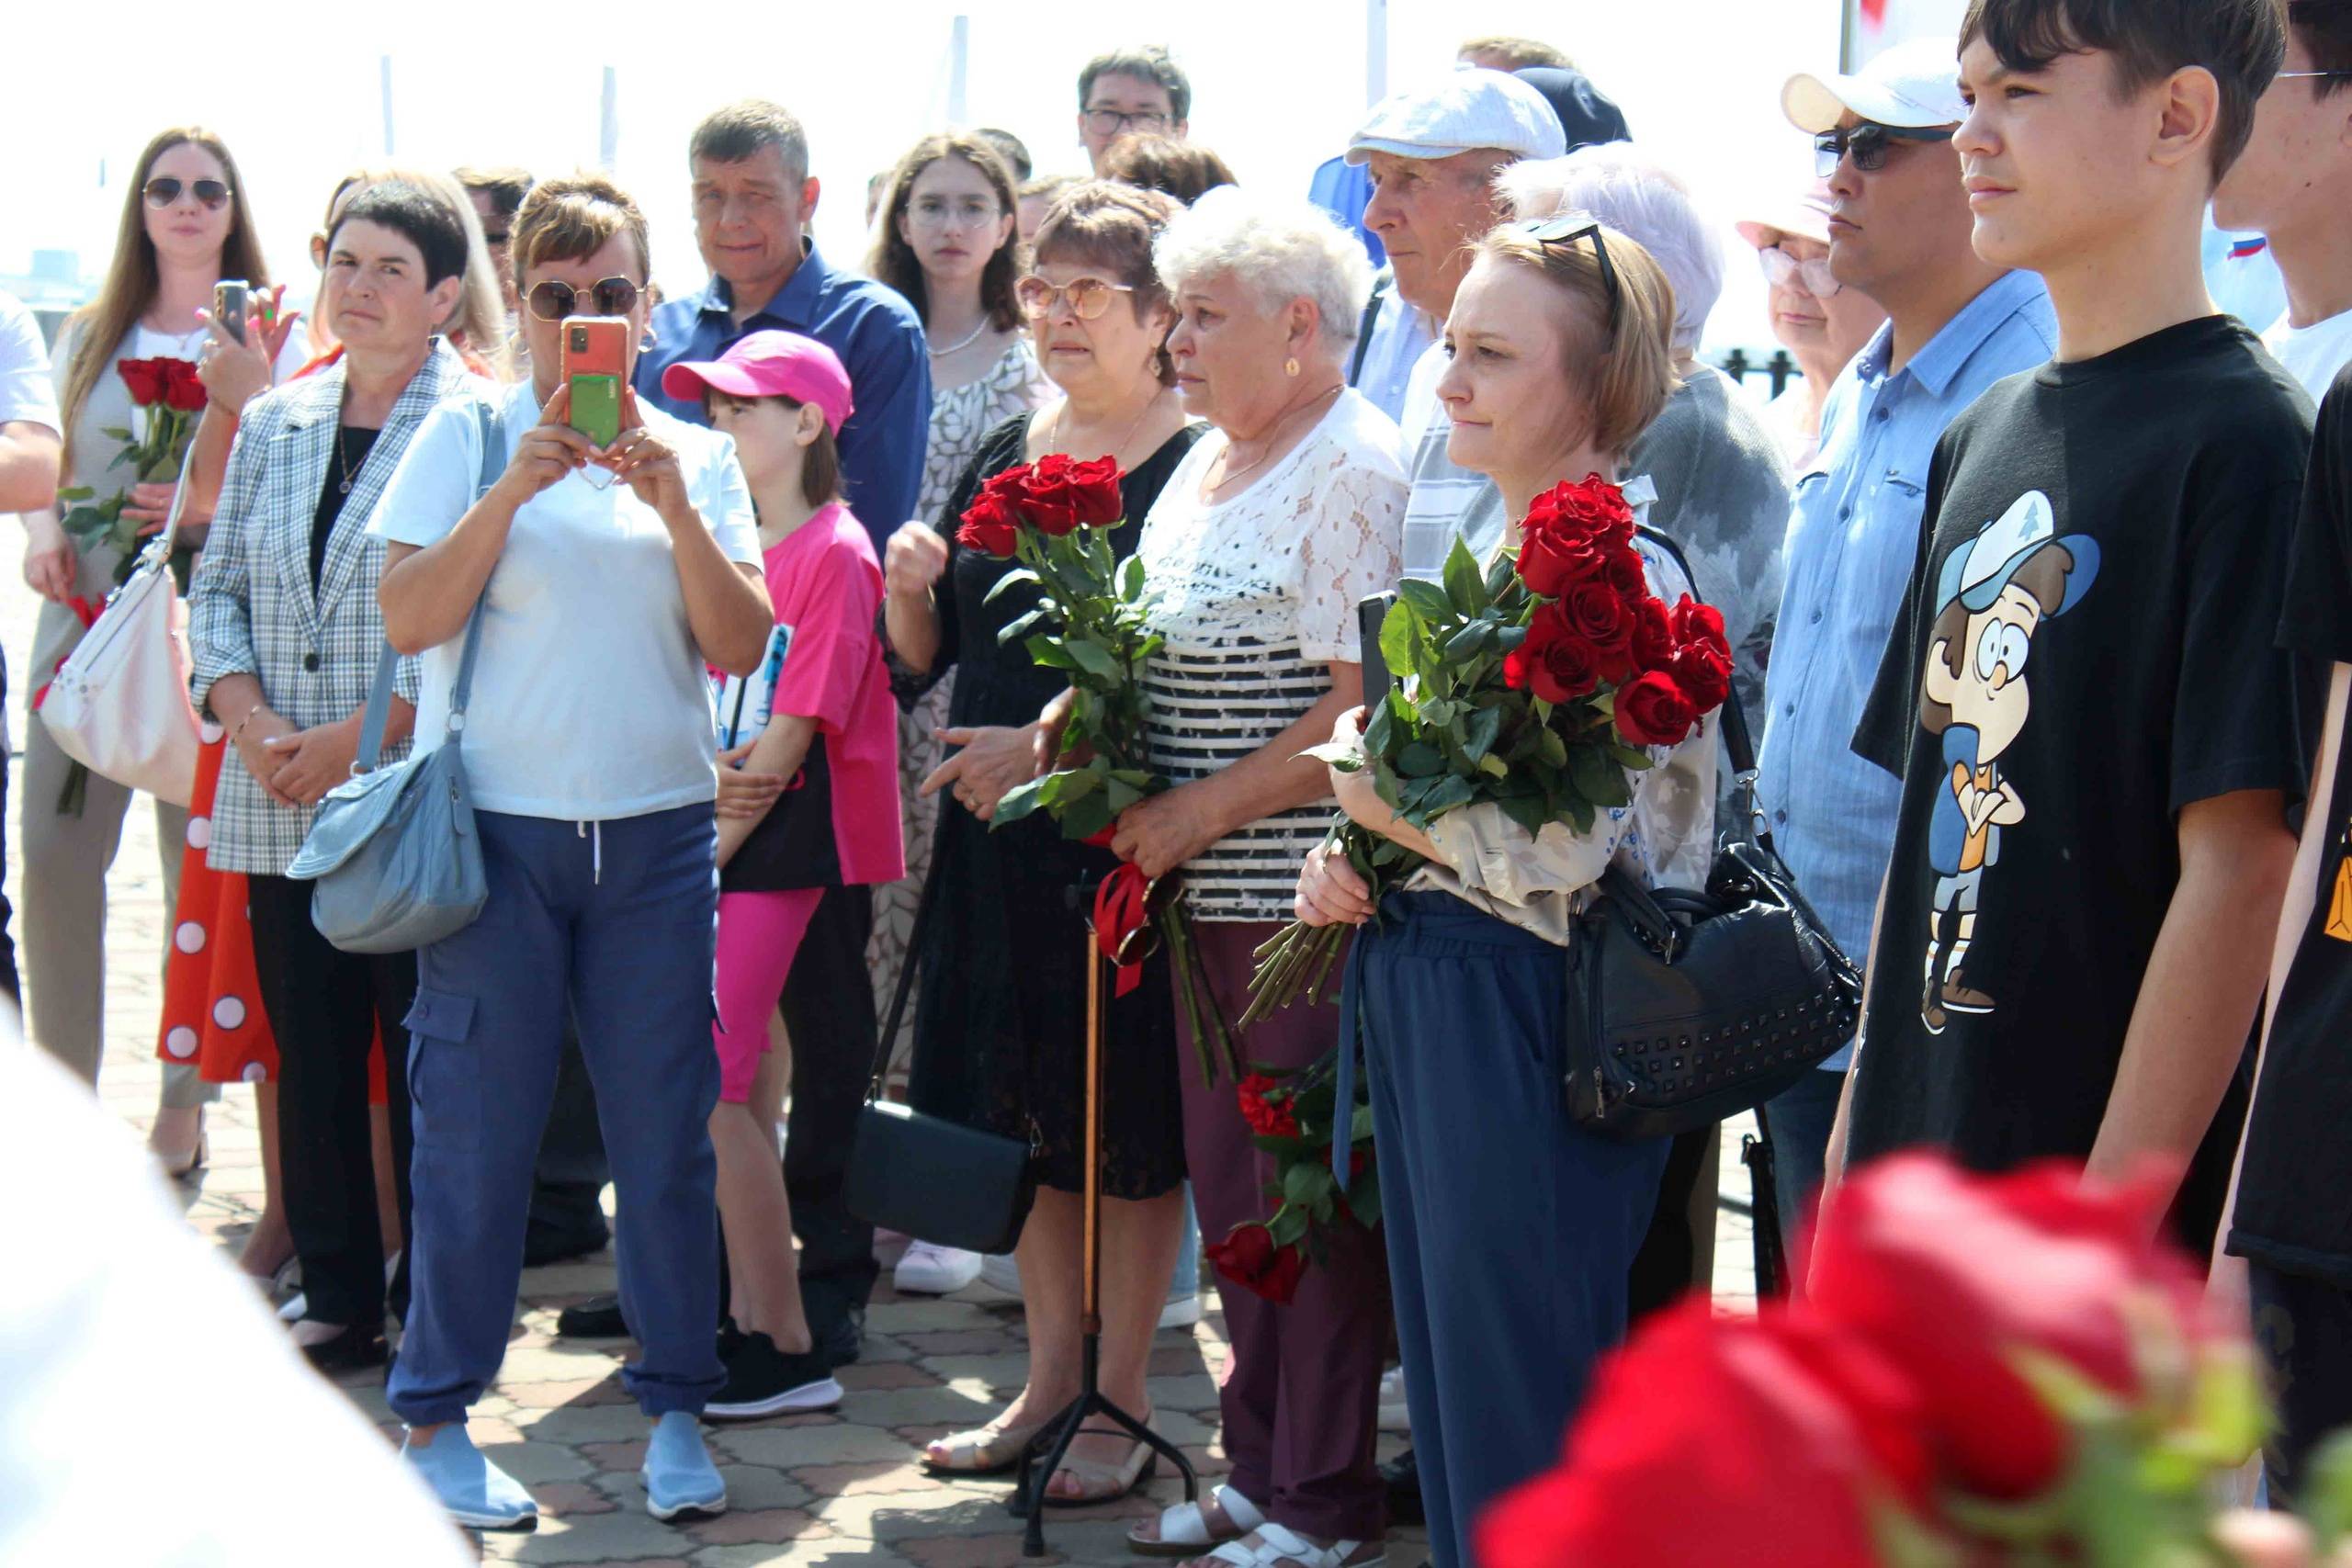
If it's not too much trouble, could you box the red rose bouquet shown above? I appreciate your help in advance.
[1243,473,1733,1021]
[956,453,1237,1082]
[1207,1060,1382,1303]
[56,355,206,587]
[1479,1154,2332,1568]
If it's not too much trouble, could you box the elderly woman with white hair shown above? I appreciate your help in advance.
[1105,187,1404,1568]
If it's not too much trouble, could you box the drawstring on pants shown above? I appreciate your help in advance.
[578,820,602,885]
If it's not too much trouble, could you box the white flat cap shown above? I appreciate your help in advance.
[1344,68,1567,165]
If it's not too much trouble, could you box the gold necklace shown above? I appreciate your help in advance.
[1210,383,1343,497]
[1048,385,1162,463]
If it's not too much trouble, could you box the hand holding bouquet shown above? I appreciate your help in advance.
[57,356,206,585]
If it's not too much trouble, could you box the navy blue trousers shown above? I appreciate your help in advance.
[1358,893,1669,1568]
[387,805,724,1426]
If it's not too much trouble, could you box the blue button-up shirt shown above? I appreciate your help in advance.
[635,241,931,553]
[1754,268,2057,1069]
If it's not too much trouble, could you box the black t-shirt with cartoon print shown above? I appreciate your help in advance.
[2233,363,2352,1286]
[1848,317,2315,1210]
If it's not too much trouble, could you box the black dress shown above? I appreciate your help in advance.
[891,413,1203,1200]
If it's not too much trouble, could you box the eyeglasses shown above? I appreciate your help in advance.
[2276,71,2352,81]
[1814,121,1955,179]
[1015,275,1136,321]
[1757,246,1842,299]
[143,177,232,210]
[908,197,1004,231]
[481,227,513,247]
[526,276,643,322]
[1083,107,1170,137]
[1521,215,1622,344]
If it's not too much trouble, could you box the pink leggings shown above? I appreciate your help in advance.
[711,888,824,1104]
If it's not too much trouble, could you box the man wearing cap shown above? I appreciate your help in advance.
[1751,37,2056,1251]
[1340,69,1566,433]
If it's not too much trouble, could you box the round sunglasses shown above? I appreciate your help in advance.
[1015,275,1136,321]
[526,276,644,322]
[143,177,232,211]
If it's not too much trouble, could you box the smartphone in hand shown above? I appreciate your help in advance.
[213,279,250,344]
[561,317,628,447]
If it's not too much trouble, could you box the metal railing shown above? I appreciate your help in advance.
[1714,346,1800,398]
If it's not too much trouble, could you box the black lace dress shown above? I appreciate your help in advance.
[890,413,1203,1200]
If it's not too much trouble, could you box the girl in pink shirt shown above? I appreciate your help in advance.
[662,332,904,1418]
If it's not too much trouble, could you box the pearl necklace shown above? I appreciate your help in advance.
[926,320,992,358]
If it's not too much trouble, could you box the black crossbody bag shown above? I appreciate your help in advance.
[1561,526,1863,1140]
[842,868,1038,1254]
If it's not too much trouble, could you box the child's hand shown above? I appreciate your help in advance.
[716,739,786,819]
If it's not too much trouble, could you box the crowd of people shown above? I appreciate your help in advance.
[6,1,2352,1562]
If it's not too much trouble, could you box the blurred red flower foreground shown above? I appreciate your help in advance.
[1479,1154,2260,1567]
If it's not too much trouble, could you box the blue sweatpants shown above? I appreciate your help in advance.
[1357,892,1670,1568]
[387,804,725,1426]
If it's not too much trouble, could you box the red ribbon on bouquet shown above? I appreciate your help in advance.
[30,596,103,711]
[1083,826,1148,998]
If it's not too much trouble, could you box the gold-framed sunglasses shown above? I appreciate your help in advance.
[1015,274,1136,321]
[526,276,644,322]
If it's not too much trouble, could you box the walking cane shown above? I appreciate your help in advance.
[1013,914,1198,1556]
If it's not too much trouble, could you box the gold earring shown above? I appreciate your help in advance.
[1283,357,1300,378]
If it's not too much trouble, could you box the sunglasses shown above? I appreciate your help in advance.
[526,276,643,322]
[1015,274,1136,321]
[1758,246,1842,299]
[1814,121,1955,179]
[143,177,232,210]
[1521,215,1622,344]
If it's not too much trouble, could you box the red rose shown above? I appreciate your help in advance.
[118,357,166,407]
[956,486,1021,557]
[1066,454,1126,527]
[1614,670,1699,747]
[1541,473,1637,545]
[1206,1224,1306,1305]
[1605,545,1648,598]
[1668,593,1731,660]
[1806,1154,2209,1501]
[1237,1073,1301,1139]
[1478,1301,1928,1568]
[1667,640,1732,714]
[1629,595,1674,671]
[161,357,207,413]
[1504,604,1602,705]
[1015,453,1112,536]
[1516,525,1611,598]
[1561,579,1638,679]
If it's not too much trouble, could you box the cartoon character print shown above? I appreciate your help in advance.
[1913,491,2099,1034]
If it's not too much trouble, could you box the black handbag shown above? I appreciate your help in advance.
[1562,527,1864,1142]
[842,865,1038,1255]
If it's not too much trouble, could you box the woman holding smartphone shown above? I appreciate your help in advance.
[372,173,772,1530]
[25,125,303,1172]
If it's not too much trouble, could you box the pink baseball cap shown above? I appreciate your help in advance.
[661,330,855,435]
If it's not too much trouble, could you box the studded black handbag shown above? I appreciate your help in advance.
[1561,529,1864,1142]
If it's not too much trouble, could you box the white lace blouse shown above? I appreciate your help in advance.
[1138,389,1408,922]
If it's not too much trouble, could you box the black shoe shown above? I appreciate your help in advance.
[705,1331,844,1421]
[557,1293,629,1339]
[801,1280,867,1367]
[718,1316,748,1365]
[523,1213,610,1269]
[1383,1447,1424,1527]
[300,1322,390,1372]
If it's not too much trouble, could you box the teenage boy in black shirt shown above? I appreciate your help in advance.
[2227,367,2352,1502]
[1825,0,2319,1240]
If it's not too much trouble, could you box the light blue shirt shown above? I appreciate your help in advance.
[1754,268,2057,1069]
[1350,281,1436,427]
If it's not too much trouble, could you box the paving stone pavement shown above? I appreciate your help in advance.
[14,560,1763,1567]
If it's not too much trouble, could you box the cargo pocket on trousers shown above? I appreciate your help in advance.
[403,987,481,1153]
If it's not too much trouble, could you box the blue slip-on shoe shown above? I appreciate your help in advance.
[401,1424,537,1530]
[642,1410,729,1521]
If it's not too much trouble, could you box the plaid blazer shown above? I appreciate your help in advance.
[189,342,487,874]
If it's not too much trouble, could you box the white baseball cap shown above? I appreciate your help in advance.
[1344,68,1567,165]
[1781,37,1969,135]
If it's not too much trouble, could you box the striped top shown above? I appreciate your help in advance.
[1137,389,1408,922]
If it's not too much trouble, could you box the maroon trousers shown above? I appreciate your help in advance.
[1177,919,1388,1542]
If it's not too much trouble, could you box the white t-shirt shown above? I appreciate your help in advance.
[0,291,58,433]
[368,378,761,821]
[2265,308,2352,400]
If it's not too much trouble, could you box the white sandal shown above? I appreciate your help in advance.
[1205,1524,1385,1568]
[1128,1483,1265,1557]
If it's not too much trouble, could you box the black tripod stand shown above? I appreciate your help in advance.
[1010,921,1198,1556]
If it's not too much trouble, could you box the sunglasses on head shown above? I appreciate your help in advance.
[143,177,232,210]
[1521,215,1622,344]
[1814,121,1955,179]
[526,276,643,322]
[1014,274,1136,321]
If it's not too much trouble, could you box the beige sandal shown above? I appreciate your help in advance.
[1042,1427,1158,1508]
[922,1417,1047,1476]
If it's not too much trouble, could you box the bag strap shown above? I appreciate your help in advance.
[866,861,942,1101]
[1633,523,1771,858]
[355,399,502,775]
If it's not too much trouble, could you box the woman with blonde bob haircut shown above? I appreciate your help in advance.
[1291,215,1718,1568]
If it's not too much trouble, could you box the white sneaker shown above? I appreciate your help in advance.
[978,1252,1023,1297]
[894,1240,983,1295]
[277,1291,307,1325]
[1159,1291,1203,1331]
[1378,1366,1410,1432]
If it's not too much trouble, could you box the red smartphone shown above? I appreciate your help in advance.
[560,316,628,448]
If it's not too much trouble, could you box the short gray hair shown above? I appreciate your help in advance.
[1153,188,1374,349]
[690,100,809,186]
[1498,146,1723,353]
